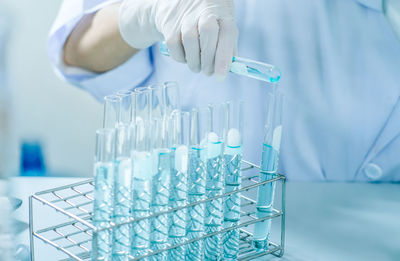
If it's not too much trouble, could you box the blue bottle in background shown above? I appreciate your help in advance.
[20,141,46,176]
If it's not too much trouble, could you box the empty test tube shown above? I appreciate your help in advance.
[92,128,115,260]
[159,42,281,83]
[186,107,210,261]
[116,90,134,125]
[164,81,180,115]
[222,101,244,260]
[103,95,121,128]
[204,104,225,261]
[168,110,190,261]
[112,124,133,261]
[134,87,152,125]
[149,83,166,120]
[253,90,283,250]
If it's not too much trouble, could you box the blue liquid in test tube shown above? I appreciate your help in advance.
[131,151,151,259]
[253,91,283,250]
[92,129,115,261]
[149,149,171,260]
[186,147,207,261]
[223,143,242,260]
[204,138,224,261]
[113,157,132,260]
[112,124,133,261]
[168,111,190,261]
[186,108,209,261]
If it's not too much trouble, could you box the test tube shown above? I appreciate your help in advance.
[149,83,166,120]
[131,90,152,258]
[112,124,133,260]
[164,81,180,116]
[168,110,190,261]
[204,104,225,261]
[134,87,151,125]
[149,117,171,260]
[159,42,281,83]
[116,90,134,125]
[253,90,283,250]
[222,101,244,260]
[92,128,115,261]
[186,107,210,261]
[103,95,121,128]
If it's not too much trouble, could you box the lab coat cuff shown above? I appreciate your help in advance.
[74,48,153,102]
[47,0,122,82]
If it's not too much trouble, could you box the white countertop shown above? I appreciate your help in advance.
[10,177,400,261]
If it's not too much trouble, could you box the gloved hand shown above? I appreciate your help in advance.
[119,0,238,80]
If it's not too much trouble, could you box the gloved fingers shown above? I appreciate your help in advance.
[215,19,238,81]
[198,14,219,76]
[181,19,201,73]
[165,33,186,63]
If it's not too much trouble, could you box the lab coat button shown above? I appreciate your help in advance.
[363,163,383,180]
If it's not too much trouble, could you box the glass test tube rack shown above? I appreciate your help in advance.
[28,161,285,261]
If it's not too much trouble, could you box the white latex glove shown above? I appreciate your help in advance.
[119,0,238,80]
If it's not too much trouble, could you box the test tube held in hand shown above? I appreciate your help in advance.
[159,42,281,83]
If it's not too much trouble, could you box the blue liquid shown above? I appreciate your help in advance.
[169,149,188,261]
[131,154,151,259]
[223,146,242,260]
[150,150,171,260]
[112,158,132,261]
[204,142,224,261]
[92,162,114,261]
[253,143,279,250]
[186,148,206,261]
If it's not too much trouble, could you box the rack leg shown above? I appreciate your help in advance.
[29,196,35,261]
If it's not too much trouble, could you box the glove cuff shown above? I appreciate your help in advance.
[118,0,163,49]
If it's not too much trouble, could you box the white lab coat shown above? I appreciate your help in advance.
[48,0,400,181]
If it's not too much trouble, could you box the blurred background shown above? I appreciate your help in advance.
[1,0,102,177]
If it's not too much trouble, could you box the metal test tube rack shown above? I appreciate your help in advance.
[29,161,286,261]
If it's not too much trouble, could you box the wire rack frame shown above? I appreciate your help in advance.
[29,160,286,261]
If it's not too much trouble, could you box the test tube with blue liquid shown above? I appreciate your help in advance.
[131,87,152,258]
[168,110,190,261]
[149,84,171,260]
[92,95,121,260]
[222,101,244,260]
[112,124,133,261]
[186,108,210,261]
[149,118,171,260]
[92,128,116,261]
[111,90,134,260]
[159,42,281,83]
[253,90,283,250]
[204,104,225,261]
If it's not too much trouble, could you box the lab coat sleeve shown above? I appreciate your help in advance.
[47,0,154,101]
[356,0,384,11]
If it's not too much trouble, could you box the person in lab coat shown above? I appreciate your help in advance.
[48,0,400,181]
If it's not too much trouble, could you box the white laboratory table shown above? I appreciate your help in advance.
[11,177,400,261]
